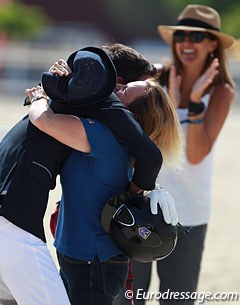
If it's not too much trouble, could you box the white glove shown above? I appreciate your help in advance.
[145,184,178,226]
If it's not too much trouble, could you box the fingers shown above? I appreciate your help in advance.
[49,59,72,76]
[169,65,181,107]
[147,189,178,225]
[211,57,219,67]
[166,197,178,226]
[25,88,33,98]
[25,86,46,101]
[176,74,182,88]
[160,198,178,226]
[191,58,220,101]
[25,86,38,97]
[146,191,159,215]
[150,198,158,215]
[160,201,171,224]
[204,58,219,84]
[158,191,178,226]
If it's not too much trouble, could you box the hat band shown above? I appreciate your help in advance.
[177,18,220,32]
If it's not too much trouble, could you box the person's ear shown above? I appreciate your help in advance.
[209,39,218,53]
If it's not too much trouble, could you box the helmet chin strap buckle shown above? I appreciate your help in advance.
[176,222,192,234]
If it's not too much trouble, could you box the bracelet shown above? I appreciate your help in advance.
[23,94,47,106]
[31,94,47,104]
[23,96,31,106]
[188,118,204,124]
[180,118,204,124]
[188,101,205,116]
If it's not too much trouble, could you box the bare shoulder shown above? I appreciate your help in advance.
[204,83,235,145]
[211,83,236,104]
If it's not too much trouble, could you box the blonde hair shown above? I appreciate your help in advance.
[128,79,183,167]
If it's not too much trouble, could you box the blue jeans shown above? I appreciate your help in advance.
[57,251,129,305]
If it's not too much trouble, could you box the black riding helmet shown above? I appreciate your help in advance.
[101,192,178,262]
[41,47,117,106]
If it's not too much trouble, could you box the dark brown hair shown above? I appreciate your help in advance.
[102,43,157,84]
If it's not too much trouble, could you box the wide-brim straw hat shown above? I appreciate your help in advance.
[158,4,235,49]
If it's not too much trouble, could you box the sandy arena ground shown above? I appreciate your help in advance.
[0,96,240,305]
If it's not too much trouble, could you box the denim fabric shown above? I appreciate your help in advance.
[57,252,129,305]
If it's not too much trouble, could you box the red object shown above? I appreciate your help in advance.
[50,202,60,237]
[126,259,134,305]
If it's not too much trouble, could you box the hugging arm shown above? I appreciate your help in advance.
[96,107,177,225]
[92,106,163,191]
[49,58,163,191]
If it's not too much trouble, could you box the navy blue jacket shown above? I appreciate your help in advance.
[0,93,162,241]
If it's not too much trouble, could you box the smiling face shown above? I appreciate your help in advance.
[114,81,148,107]
[174,30,218,68]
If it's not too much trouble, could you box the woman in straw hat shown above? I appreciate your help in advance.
[118,4,236,305]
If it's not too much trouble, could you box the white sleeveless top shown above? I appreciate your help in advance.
[157,94,215,226]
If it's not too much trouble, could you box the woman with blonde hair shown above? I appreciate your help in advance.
[115,78,183,167]
[121,4,236,305]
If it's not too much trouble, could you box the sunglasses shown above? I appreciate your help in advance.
[173,31,215,43]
